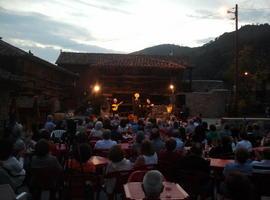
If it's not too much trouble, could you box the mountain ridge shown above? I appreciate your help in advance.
[132,24,270,81]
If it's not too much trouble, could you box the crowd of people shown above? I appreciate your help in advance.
[0,113,270,199]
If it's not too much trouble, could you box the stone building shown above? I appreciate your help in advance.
[0,39,78,129]
[56,52,190,114]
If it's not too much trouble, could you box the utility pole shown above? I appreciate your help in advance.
[228,4,239,115]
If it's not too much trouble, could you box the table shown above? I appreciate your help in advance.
[90,156,109,167]
[209,158,234,169]
[124,182,189,200]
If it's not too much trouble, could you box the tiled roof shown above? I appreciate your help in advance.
[0,39,78,77]
[56,52,188,70]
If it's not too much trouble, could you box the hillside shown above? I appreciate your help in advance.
[132,24,270,81]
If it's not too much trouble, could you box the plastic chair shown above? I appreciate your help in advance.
[128,170,147,182]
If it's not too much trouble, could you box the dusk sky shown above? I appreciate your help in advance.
[0,0,269,62]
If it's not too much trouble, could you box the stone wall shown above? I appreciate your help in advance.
[191,80,225,92]
[186,89,230,118]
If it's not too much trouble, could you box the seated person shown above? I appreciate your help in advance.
[0,138,25,189]
[50,121,66,142]
[131,131,145,156]
[142,170,164,200]
[90,121,104,138]
[171,129,184,151]
[235,132,253,152]
[31,139,62,171]
[179,142,210,174]
[105,145,133,194]
[209,136,233,158]
[252,148,270,173]
[94,129,117,149]
[134,140,158,168]
[150,128,165,153]
[68,143,95,173]
[158,138,183,181]
[223,148,252,177]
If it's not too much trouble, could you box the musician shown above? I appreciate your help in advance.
[111,98,123,115]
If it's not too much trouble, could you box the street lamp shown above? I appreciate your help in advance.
[169,84,174,92]
[93,84,101,93]
[169,84,175,113]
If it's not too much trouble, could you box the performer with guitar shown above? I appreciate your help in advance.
[111,98,123,115]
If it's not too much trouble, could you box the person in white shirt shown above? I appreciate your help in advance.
[235,132,253,152]
[91,121,103,138]
[105,145,133,194]
[94,129,117,149]
[134,140,158,168]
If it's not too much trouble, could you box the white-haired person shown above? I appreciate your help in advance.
[142,170,164,199]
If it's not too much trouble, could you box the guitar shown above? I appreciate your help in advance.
[112,101,123,111]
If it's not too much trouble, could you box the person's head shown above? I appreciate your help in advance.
[165,138,176,152]
[224,172,254,200]
[136,131,145,144]
[47,115,53,121]
[74,143,92,163]
[202,121,208,130]
[209,124,216,132]
[224,124,230,130]
[94,121,103,130]
[102,129,111,140]
[172,129,181,139]
[150,128,160,140]
[35,139,50,157]
[190,142,203,156]
[221,136,232,147]
[0,138,13,161]
[235,148,249,164]
[263,148,270,160]
[108,145,124,163]
[40,129,50,140]
[142,170,164,199]
[240,132,248,140]
[141,140,155,156]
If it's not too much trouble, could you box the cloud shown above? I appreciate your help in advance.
[76,0,131,15]
[186,9,224,20]
[240,9,270,23]
[0,7,119,62]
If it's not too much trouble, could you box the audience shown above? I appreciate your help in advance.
[2,112,270,199]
